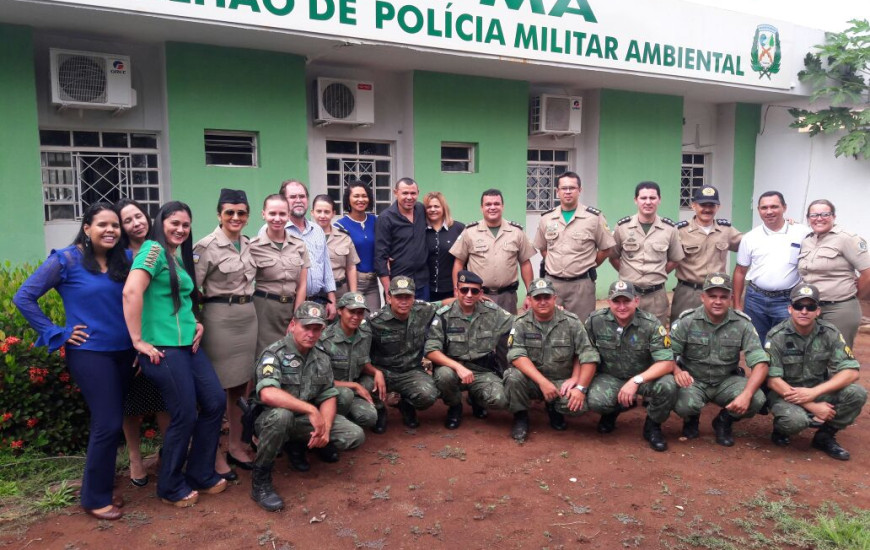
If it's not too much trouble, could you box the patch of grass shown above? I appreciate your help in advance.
[794,502,870,550]
[431,445,465,461]
[377,449,400,465]
[36,480,77,511]
[371,486,391,500]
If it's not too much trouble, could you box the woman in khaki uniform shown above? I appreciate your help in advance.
[250,194,310,354]
[798,199,870,348]
[312,194,360,298]
[193,188,258,478]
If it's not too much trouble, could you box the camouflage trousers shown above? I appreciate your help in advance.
[674,376,765,419]
[381,368,439,410]
[253,406,365,466]
[770,383,867,435]
[503,367,588,416]
[587,373,677,424]
[432,363,508,410]
[336,385,378,429]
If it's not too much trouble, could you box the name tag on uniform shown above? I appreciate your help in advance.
[447,327,466,334]
[332,355,348,361]
[524,333,542,340]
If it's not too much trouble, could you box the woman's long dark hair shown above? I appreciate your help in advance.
[342,179,374,214]
[72,202,130,282]
[149,201,198,315]
[113,198,152,251]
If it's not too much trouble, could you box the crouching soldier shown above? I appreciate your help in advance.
[251,302,365,512]
[766,283,867,460]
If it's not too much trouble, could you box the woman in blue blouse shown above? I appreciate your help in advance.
[14,203,135,521]
[335,180,380,312]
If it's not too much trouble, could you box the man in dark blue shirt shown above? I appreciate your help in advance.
[375,178,429,300]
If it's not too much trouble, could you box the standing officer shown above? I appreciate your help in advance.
[671,185,742,322]
[250,302,365,512]
[765,283,867,460]
[368,276,441,430]
[450,189,536,314]
[610,181,685,327]
[319,292,388,433]
[426,270,513,429]
[504,278,599,442]
[585,281,677,452]
[534,172,615,320]
[670,273,769,447]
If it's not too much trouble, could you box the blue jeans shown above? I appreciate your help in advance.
[66,348,135,509]
[415,284,430,301]
[743,285,791,344]
[140,346,225,501]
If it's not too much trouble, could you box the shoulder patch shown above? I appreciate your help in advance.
[617,216,632,226]
[482,300,499,310]
[678,308,695,320]
[661,217,676,227]
[716,219,732,227]
[589,307,608,318]
[333,224,349,235]
[508,221,524,230]
[466,221,480,228]
[561,310,580,320]
[675,220,689,229]
[543,207,556,215]
[144,243,162,269]
[585,206,601,216]
[734,310,752,322]
[436,304,451,315]
[195,234,217,250]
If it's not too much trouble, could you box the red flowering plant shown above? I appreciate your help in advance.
[1,262,89,454]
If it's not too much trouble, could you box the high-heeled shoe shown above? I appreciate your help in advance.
[84,505,123,520]
[226,452,254,471]
[218,469,239,482]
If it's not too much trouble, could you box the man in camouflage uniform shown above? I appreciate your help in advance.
[504,278,599,442]
[426,270,513,429]
[586,280,677,452]
[251,302,365,512]
[319,292,388,433]
[369,276,440,430]
[765,283,867,460]
[670,273,769,447]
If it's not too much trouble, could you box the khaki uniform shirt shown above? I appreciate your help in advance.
[319,321,372,382]
[369,301,437,373]
[670,307,768,385]
[249,233,310,297]
[765,318,858,387]
[326,225,360,283]
[612,215,685,286]
[424,300,513,363]
[585,308,674,379]
[507,308,599,380]
[254,335,339,404]
[798,227,870,302]
[450,219,536,289]
[193,226,256,296]
[534,204,615,277]
[675,218,742,283]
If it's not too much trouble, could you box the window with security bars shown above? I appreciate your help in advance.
[205,131,257,167]
[325,140,393,214]
[526,149,570,211]
[39,130,161,221]
[681,153,708,209]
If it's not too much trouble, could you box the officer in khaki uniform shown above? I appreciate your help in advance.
[251,302,365,512]
[504,278,599,442]
[325,224,361,298]
[450,189,536,314]
[671,185,742,323]
[670,272,769,447]
[765,283,867,461]
[534,172,615,320]
[426,270,514,429]
[585,281,677,451]
[610,181,685,327]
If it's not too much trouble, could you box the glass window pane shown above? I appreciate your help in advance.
[148,172,159,184]
[326,158,339,171]
[103,132,129,148]
[527,150,538,161]
[375,160,390,172]
[554,150,568,161]
[326,140,357,154]
[376,188,391,201]
[147,154,158,168]
[131,134,158,148]
[441,146,470,160]
[540,150,554,162]
[40,130,70,146]
[73,131,100,147]
[327,173,340,186]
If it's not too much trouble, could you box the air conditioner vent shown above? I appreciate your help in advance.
[50,48,137,111]
[56,54,107,103]
[530,94,582,135]
[321,82,356,119]
[312,78,374,125]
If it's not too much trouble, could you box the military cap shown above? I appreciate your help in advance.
[338,291,369,310]
[528,278,556,297]
[608,280,637,300]
[456,270,483,286]
[790,283,820,305]
[294,301,327,326]
[693,185,720,205]
[703,272,732,292]
[218,188,249,207]
[389,276,416,296]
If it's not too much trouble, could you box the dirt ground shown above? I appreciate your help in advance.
[4,333,870,550]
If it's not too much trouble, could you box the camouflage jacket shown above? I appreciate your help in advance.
[369,301,437,373]
[507,308,599,380]
[765,318,858,387]
[319,321,373,383]
[585,307,674,379]
[424,300,513,368]
[254,335,339,405]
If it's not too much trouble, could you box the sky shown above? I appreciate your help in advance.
[685,0,870,31]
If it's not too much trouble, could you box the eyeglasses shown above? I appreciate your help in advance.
[457,287,481,296]
[807,212,833,220]
[793,303,819,312]
[558,186,579,192]
[222,210,249,218]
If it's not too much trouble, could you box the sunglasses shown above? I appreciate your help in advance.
[793,303,819,312]
[222,209,249,218]
[458,287,481,296]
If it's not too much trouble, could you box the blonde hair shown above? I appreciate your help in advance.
[423,191,454,227]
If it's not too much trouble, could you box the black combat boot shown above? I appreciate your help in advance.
[812,425,850,461]
[373,407,388,434]
[770,429,790,447]
[682,415,700,439]
[712,409,735,447]
[251,463,284,512]
[444,404,463,430]
[315,441,339,463]
[468,394,487,419]
[546,403,566,431]
[511,411,529,442]
[596,411,620,434]
[285,441,310,472]
[642,417,668,452]
[398,399,419,428]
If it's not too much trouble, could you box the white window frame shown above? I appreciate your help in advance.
[526,148,572,212]
[440,142,476,173]
[204,130,258,167]
[680,153,709,210]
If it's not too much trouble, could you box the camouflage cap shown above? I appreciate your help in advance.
[693,185,720,205]
[528,278,556,297]
[703,272,732,292]
[389,275,416,296]
[789,283,820,305]
[337,291,369,310]
[608,280,637,300]
[293,301,327,326]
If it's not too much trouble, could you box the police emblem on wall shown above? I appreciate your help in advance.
[751,24,781,79]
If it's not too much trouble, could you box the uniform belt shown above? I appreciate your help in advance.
[202,294,252,305]
[819,296,856,306]
[677,279,704,291]
[357,271,378,281]
[634,283,665,296]
[334,278,347,288]
[253,289,295,304]
[308,292,332,305]
[547,271,591,282]
[748,281,791,297]
[482,281,519,295]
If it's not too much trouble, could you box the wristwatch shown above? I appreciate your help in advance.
[632,375,644,385]
[574,384,588,394]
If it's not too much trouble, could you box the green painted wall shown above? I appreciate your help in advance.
[596,89,684,294]
[1,25,45,263]
[731,103,761,230]
[165,43,308,239]
[412,71,529,226]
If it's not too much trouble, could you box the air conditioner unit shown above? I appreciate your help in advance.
[50,48,137,110]
[313,78,374,125]
[530,94,582,135]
